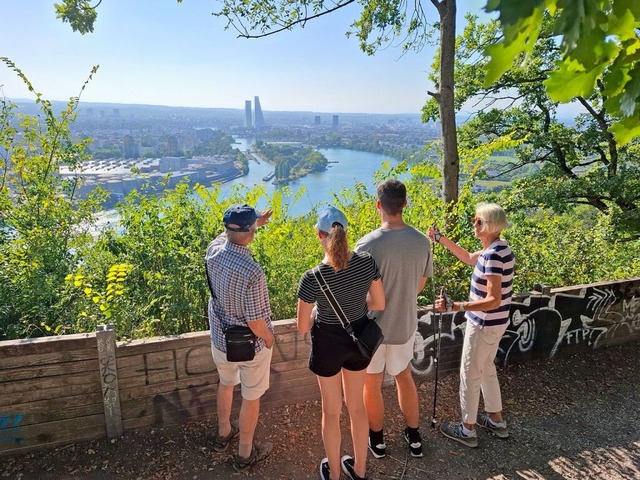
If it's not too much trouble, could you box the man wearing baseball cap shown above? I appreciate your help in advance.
[205,203,275,471]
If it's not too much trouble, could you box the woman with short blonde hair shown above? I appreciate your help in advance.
[428,203,515,448]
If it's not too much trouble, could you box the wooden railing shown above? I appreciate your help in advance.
[1,277,638,455]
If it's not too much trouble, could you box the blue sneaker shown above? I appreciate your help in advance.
[440,421,478,448]
[477,413,509,438]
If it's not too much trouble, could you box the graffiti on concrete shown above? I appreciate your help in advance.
[412,310,464,377]
[0,413,24,444]
[412,280,640,377]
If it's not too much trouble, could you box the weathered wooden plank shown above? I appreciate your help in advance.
[270,342,311,365]
[0,378,101,408]
[121,378,318,431]
[0,370,101,396]
[269,367,316,385]
[0,349,98,372]
[120,385,218,422]
[117,342,213,371]
[96,325,123,439]
[116,332,210,357]
[0,358,99,383]
[118,374,220,402]
[116,343,215,383]
[0,334,95,359]
[0,414,105,455]
[273,330,311,345]
[119,371,316,430]
[269,358,309,373]
[114,320,300,357]
[0,393,104,426]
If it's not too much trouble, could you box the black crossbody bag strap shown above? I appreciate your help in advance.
[205,259,229,333]
[312,266,357,342]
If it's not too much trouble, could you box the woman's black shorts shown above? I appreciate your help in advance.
[309,316,371,377]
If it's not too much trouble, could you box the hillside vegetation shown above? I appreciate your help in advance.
[1,80,638,342]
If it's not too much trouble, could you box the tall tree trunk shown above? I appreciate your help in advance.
[431,0,459,206]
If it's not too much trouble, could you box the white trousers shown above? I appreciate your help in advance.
[459,320,507,425]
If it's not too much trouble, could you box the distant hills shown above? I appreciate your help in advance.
[8,98,580,127]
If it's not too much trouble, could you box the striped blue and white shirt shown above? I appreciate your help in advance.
[206,234,273,353]
[466,239,515,328]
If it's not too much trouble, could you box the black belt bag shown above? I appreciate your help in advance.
[205,258,257,362]
[352,316,384,360]
[224,325,256,362]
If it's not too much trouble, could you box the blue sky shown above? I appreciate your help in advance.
[1,0,490,114]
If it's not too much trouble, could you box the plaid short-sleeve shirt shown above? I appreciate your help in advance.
[206,234,273,353]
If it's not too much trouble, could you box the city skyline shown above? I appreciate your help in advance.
[1,0,491,115]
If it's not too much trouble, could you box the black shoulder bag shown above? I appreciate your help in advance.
[312,266,384,360]
[205,260,256,362]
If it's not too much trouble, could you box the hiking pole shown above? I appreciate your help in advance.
[431,285,446,428]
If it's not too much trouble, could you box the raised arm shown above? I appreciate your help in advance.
[428,226,478,266]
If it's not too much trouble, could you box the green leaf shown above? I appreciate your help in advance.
[544,60,605,102]
[618,64,640,117]
[484,6,544,85]
[610,116,640,145]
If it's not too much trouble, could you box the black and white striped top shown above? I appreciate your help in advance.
[297,252,381,325]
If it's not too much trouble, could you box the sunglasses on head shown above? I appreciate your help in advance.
[471,217,484,226]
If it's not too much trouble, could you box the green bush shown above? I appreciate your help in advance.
[2,64,638,341]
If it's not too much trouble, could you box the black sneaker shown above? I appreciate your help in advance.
[341,455,368,480]
[319,458,330,480]
[403,427,423,457]
[368,429,386,458]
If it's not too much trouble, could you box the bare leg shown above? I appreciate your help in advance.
[343,368,368,479]
[216,382,235,437]
[317,373,343,480]
[395,364,419,428]
[238,397,260,458]
[363,372,385,431]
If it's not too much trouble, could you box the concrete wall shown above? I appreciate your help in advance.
[411,278,640,378]
[1,277,638,456]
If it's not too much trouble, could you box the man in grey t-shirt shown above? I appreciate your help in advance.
[355,179,433,459]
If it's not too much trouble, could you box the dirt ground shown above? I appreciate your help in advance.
[2,342,639,480]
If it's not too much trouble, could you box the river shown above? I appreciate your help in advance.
[93,139,401,229]
[220,138,401,216]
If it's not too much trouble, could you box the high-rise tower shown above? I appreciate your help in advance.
[244,100,253,128]
[253,96,265,129]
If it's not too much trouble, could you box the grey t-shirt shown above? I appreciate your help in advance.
[355,226,433,344]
